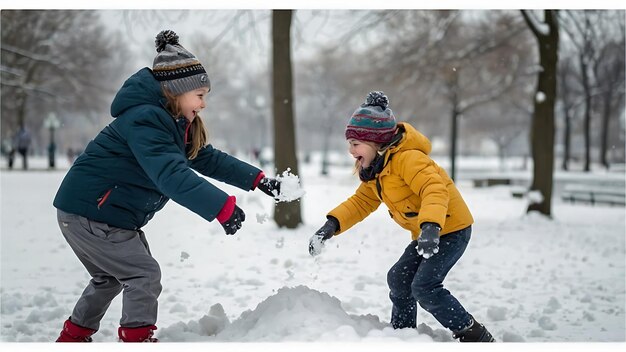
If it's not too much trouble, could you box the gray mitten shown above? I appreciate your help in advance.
[416,222,440,259]
[308,217,339,256]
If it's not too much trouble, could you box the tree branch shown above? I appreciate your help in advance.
[521,10,545,38]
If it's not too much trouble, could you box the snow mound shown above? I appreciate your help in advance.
[158,303,230,341]
[159,286,436,342]
[218,285,386,341]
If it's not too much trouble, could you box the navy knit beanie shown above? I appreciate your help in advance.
[152,30,210,96]
[345,91,397,144]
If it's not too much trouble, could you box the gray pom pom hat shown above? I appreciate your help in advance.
[152,30,210,96]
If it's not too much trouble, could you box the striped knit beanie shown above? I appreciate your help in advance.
[345,91,397,144]
[152,30,210,96]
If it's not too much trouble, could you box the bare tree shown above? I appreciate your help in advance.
[559,10,626,171]
[521,10,559,217]
[560,11,600,172]
[441,57,520,180]
[478,96,531,171]
[557,57,580,171]
[272,10,302,228]
[296,46,358,175]
[593,16,625,168]
[1,10,129,148]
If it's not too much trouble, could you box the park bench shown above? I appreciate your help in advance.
[561,183,626,206]
[472,177,512,188]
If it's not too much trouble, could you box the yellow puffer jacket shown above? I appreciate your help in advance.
[328,122,473,240]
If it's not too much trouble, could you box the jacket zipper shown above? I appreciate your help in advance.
[375,152,394,200]
[97,189,113,209]
[184,123,191,144]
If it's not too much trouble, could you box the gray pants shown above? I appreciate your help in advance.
[57,209,162,330]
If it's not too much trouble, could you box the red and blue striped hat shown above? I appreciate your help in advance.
[345,91,397,144]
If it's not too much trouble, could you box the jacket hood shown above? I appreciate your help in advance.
[110,68,166,118]
[388,122,432,156]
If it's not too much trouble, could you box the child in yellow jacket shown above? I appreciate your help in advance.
[309,91,495,342]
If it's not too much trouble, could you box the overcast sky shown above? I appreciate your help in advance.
[98,9,372,77]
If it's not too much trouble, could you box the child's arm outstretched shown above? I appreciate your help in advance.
[308,182,380,256]
[190,146,283,200]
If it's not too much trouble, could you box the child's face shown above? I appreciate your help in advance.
[348,139,378,168]
[178,88,209,122]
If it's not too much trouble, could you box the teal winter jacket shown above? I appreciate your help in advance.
[53,68,261,230]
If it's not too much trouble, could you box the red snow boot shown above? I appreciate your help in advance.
[56,318,96,342]
[118,325,158,342]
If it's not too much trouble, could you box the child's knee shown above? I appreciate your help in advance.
[387,266,414,293]
[411,281,442,303]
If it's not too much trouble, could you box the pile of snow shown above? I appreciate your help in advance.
[158,286,434,342]
[156,303,230,341]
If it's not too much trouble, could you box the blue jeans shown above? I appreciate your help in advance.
[387,226,472,332]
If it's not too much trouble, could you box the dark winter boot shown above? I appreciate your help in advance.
[453,317,495,342]
[118,325,158,342]
[56,318,96,342]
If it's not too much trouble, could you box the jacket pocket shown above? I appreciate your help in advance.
[96,187,116,209]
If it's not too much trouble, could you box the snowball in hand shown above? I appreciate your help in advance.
[416,245,439,259]
[274,169,305,202]
[309,234,325,256]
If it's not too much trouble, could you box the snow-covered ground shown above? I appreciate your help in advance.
[1,156,625,347]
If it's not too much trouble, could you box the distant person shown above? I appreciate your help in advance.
[66,148,76,165]
[2,137,15,169]
[252,147,260,161]
[308,92,495,342]
[53,30,283,343]
[14,126,31,170]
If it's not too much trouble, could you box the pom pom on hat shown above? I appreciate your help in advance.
[151,30,210,96]
[345,91,397,144]
[365,91,389,110]
[155,30,180,52]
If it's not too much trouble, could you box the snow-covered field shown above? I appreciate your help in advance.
[1,156,625,348]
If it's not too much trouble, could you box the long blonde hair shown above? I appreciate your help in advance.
[162,88,208,160]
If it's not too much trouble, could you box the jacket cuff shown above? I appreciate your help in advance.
[216,196,236,223]
[251,171,265,190]
[420,222,441,229]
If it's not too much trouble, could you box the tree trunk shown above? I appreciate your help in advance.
[321,125,331,176]
[271,10,302,228]
[599,88,613,169]
[580,53,592,172]
[558,62,572,171]
[498,141,506,172]
[16,90,26,129]
[522,10,559,217]
[448,68,460,181]
[562,107,571,171]
[450,107,459,181]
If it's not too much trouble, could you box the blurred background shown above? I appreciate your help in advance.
[1,10,624,184]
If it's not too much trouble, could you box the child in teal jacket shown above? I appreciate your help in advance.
[54,30,280,342]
